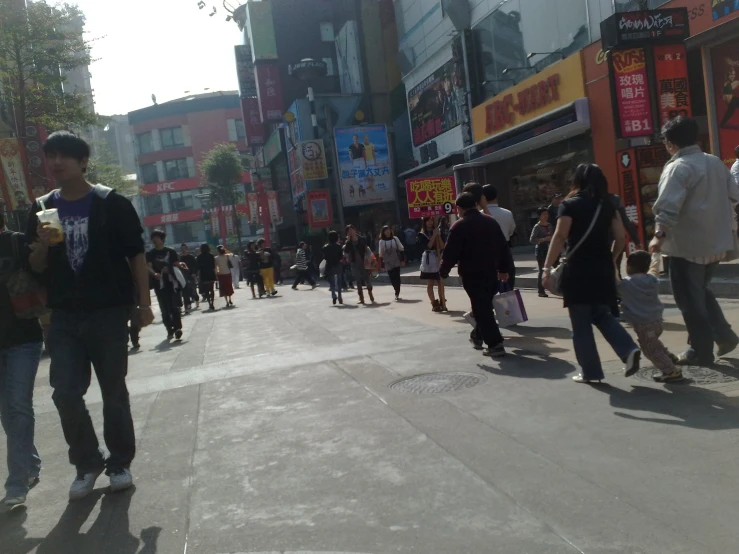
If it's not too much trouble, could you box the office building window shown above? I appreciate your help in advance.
[144,193,164,215]
[164,158,189,180]
[160,127,184,149]
[172,220,204,244]
[141,163,159,184]
[169,190,201,212]
[137,131,153,154]
[235,119,246,141]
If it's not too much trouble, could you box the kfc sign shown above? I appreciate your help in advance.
[139,177,199,196]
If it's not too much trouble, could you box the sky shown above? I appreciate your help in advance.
[74,0,241,116]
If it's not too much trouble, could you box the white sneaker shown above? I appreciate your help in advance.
[69,469,103,501]
[109,468,133,492]
[1,495,26,511]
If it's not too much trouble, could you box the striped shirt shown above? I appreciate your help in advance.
[295,248,309,270]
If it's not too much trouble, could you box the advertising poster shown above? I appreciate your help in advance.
[405,176,457,219]
[611,48,654,138]
[246,193,259,225]
[653,44,692,127]
[266,190,281,223]
[247,1,278,61]
[299,140,328,180]
[408,57,467,147]
[0,138,31,209]
[242,97,264,146]
[711,37,739,166]
[307,189,332,228]
[256,65,284,122]
[334,124,394,207]
[287,145,305,198]
[615,148,644,251]
[210,207,221,238]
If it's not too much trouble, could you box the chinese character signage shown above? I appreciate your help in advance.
[247,1,278,61]
[246,192,259,225]
[334,124,394,208]
[600,8,690,50]
[242,97,264,146]
[0,138,31,209]
[143,209,201,228]
[615,148,644,251]
[234,45,257,98]
[611,48,654,138]
[256,65,284,122]
[408,56,467,147]
[711,37,739,166]
[653,44,692,127]
[298,140,328,180]
[263,128,283,166]
[287,145,305,199]
[405,176,457,219]
[307,189,332,228]
[266,190,281,224]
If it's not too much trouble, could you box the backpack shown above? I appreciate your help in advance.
[0,232,48,319]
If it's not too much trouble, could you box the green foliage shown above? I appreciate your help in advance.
[86,142,140,196]
[0,0,99,135]
[200,143,244,205]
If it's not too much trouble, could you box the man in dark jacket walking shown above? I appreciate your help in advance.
[440,193,513,357]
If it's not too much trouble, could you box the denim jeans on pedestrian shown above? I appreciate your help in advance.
[0,341,42,497]
[670,257,738,364]
[48,307,135,474]
[326,265,342,301]
[568,304,638,381]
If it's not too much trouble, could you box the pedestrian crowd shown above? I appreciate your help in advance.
[2,115,739,513]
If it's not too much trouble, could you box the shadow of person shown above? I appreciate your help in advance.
[661,321,687,332]
[37,487,161,554]
[506,325,574,340]
[477,353,577,380]
[594,384,739,431]
[396,299,423,304]
[499,336,570,356]
[0,507,44,554]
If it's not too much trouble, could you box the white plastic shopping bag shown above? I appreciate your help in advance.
[493,289,528,327]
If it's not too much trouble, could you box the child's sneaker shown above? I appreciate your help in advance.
[653,369,683,383]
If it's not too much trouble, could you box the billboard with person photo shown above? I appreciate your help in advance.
[334,124,394,207]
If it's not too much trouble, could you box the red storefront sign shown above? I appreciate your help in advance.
[710,37,739,166]
[144,209,202,228]
[246,193,259,225]
[405,176,457,219]
[615,148,644,251]
[611,48,654,138]
[255,64,284,122]
[653,43,692,126]
[139,177,200,196]
[242,97,264,146]
[307,189,332,228]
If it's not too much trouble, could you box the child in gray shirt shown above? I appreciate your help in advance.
[619,251,682,382]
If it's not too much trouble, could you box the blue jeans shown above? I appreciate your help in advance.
[670,257,737,364]
[0,342,42,497]
[568,304,638,380]
[326,266,343,300]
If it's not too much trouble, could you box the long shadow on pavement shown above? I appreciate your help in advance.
[478,353,577,380]
[0,509,43,554]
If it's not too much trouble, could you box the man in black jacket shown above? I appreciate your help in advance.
[27,131,153,501]
[440,193,512,357]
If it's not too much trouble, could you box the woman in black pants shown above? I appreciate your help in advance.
[378,225,405,300]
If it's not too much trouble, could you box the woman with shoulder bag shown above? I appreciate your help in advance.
[542,164,640,384]
[378,225,405,301]
[418,216,447,312]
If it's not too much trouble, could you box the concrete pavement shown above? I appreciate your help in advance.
[2,280,739,554]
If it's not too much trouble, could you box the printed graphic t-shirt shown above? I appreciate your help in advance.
[54,190,94,272]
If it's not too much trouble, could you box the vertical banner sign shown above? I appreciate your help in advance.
[711,37,739,166]
[210,207,221,238]
[615,148,644,251]
[255,65,284,122]
[246,193,259,225]
[287,145,305,199]
[242,97,264,146]
[298,140,328,180]
[224,205,235,237]
[234,45,257,98]
[611,49,654,138]
[247,1,278,61]
[307,189,332,228]
[334,124,394,207]
[405,176,457,219]
[653,44,692,127]
[266,190,281,223]
[0,138,32,209]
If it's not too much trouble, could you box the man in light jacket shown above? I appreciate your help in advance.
[650,116,739,367]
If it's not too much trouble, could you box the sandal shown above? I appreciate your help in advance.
[572,374,602,384]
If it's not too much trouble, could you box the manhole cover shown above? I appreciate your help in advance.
[390,372,486,394]
[636,360,739,385]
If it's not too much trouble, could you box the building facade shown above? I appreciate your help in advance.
[128,91,251,246]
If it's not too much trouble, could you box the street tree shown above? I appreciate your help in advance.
[200,143,245,253]
[86,142,140,197]
[0,0,98,137]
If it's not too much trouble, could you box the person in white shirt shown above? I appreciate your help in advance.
[732,145,739,185]
[482,185,516,243]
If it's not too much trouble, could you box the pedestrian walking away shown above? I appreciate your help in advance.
[440,193,512,358]
[418,216,446,311]
[0,219,44,510]
[344,225,374,304]
[293,242,317,289]
[620,251,683,382]
[147,230,184,340]
[378,225,405,300]
[649,116,739,367]
[230,250,242,289]
[482,184,517,289]
[27,131,154,500]
[543,163,641,384]
[403,224,418,262]
[179,243,200,312]
[323,231,344,305]
[530,207,554,297]
[257,238,278,296]
[196,243,217,310]
[244,241,265,298]
[215,245,235,307]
